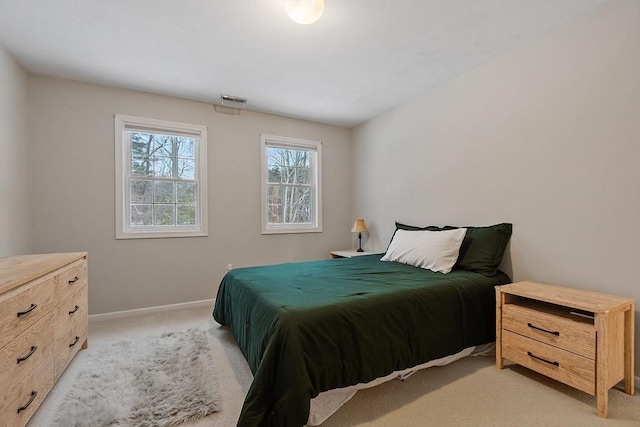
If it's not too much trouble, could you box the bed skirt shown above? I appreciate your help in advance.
[306,343,495,425]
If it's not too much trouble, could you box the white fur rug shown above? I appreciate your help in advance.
[53,328,220,427]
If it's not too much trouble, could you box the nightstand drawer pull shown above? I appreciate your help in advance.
[17,390,37,413]
[69,305,79,315]
[68,276,80,284]
[17,345,38,364]
[527,351,560,367]
[69,336,80,348]
[527,322,560,336]
[17,303,37,317]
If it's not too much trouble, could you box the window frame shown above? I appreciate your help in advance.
[261,134,322,235]
[114,114,208,239]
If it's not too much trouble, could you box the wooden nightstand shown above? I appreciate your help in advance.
[496,281,634,417]
[330,249,375,259]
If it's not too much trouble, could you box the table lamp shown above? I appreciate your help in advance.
[351,219,369,252]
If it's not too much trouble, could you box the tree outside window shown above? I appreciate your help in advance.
[115,115,207,239]
[261,135,322,234]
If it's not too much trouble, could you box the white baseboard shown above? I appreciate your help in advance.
[89,298,215,323]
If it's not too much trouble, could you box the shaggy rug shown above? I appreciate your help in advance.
[53,328,220,427]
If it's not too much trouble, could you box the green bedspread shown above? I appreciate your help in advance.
[213,254,510,427]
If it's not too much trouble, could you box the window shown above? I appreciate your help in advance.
[115,114,207,239]
[261,134,322,234]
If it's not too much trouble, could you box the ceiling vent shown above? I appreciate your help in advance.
[214,94,247,115]
[221,94,246,108]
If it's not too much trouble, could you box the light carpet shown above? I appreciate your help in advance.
[27,306,640,427]
[52,328,220,427]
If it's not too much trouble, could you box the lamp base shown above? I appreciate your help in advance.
[356,248,364,252]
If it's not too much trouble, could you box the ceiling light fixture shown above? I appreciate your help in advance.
[285,0,325,25]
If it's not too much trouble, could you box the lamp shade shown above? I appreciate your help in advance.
[285,0,325,25]
[351,219,368,233]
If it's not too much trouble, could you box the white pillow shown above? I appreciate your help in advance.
[381,228,467,273]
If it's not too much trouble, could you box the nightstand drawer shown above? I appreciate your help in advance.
[502,303,595,359]
[502,330,595,395]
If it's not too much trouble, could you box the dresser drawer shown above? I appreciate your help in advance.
[502,303,595,359]
[0,364,55,427]
[502,329,595,395]
[0,315,55,427]
[54,294,88,379]
[0,312,54,388]
[55,259,87,302]
[0,275,55,349]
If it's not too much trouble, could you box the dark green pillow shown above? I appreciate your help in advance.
[395,222,442,232]
[450,223,512,276]
[392,222,512,276]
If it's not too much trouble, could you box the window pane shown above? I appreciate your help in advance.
[153,156,174,177]
[267,184,284,204]
[177,138,195,158]
[131,155,153,176]
[267,148,311,185]
[177,182,196,203]
[267,147,309,167]
[130,180,152,203]
[282,166,309,184]
[154,204,175,226]
[154,135,174,157]
[290,205,311,223]
[267,185,312,224]
[268,185,311,205]
[267,147,285,168]
[130,132,154,156]
[154,181,175,203]
[268,166,281,183]
[267,204,284,224]
[177,158,195,179]
[131,204,152,226]
[177,205,196,226]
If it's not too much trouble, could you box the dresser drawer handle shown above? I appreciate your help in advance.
[527,351,560,367]
[17,390,37,413]
[527,322,560,336]
[68,276,80,284]
[17,303,38,317]
[69,305,80,315]
[17,346,38,364]
[69,336,80,347]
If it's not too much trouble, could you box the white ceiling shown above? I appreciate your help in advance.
[0,0,607,128]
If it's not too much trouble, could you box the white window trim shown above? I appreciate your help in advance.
[115,114,208,239]
[261,134,322,234]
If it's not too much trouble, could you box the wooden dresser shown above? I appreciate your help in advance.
[0,252,88,427]
[496,281,634,417]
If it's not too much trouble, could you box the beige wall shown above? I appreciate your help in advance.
[0,44,32,256]
[353,0,640,375]
[28,77,352,314]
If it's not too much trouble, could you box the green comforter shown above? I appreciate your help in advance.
[213,254,510,427]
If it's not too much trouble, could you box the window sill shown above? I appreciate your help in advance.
[116,230,208,239]
[262,227,322,235]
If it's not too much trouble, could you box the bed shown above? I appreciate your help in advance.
[213,223,512,427]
